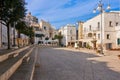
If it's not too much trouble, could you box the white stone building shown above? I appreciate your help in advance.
[0,22,8,48]
[39,20,51,40]
[25,12,41,44]
[0,12,38,48]
[79,11,120,50]
[39,20,58,44]
[0,22,19,48]
[33,24,43,44]
[59,24,76,46]
[0,24,1,48]
[25,12,38,26]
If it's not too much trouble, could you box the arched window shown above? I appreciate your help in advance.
[88,33,92,37]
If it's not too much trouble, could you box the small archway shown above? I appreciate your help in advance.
[88,33,92,37]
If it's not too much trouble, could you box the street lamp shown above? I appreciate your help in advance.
[93,0,110,54]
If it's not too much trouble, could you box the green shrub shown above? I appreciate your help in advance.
[86,43,91,49]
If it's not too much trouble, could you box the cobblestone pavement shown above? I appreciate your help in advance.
[33,47,120,80]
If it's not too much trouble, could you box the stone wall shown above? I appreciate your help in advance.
[0,46,34,80]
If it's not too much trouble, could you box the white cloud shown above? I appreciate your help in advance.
[26,0,120,28]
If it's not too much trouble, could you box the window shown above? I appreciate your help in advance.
[88,33,92,37]
[93,33,96,37]
[89,25,91,31]
[98,22,100,30]
[109,21,112,27]
[44,26,46,30]
[98,34,100,39]
[117,38,120,45]
[107,34,110,39]
[116,22,118,26]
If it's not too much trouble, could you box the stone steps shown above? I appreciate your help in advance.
[0,46,30,62]
[9,47,37,80]
[0,46,34,80]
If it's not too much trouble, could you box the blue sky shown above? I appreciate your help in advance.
[26,0,120,29]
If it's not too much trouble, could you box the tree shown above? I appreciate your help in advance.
[0,0,26,49]
[15,21,27,38]
[15,21,35,46]
[16,21,35,45]
[25,27,35,44]
[54,32,63,46]
[15,21,27,47]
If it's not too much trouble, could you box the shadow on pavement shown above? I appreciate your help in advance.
[33,47,120,80]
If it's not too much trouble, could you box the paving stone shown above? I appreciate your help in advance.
[33,47,120,80]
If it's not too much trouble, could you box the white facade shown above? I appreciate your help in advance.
[39,20,51,39]
[39,20,58,42]
[81,12,120,49]
[32,20,58,44]
[34,30,43,44]
[0,23,2,47]
[0,23,8,48]
[115,25,120,48]
[51,27,58,39]
[25,12,38,26]
[59,24,76,46]
[0,12,41,48]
